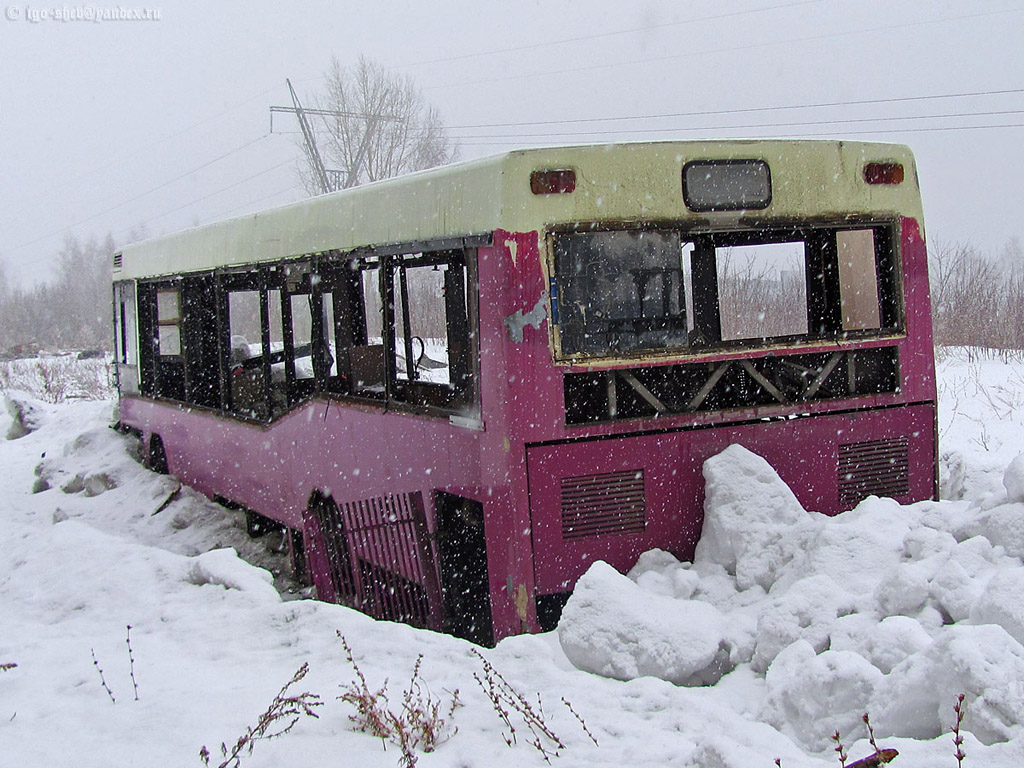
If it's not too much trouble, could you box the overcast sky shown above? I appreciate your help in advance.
[2,0,1022,287]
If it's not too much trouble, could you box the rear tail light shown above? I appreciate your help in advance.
[864,162,904,185]
[530,169,576,195]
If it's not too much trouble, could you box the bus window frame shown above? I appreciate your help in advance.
[133,244,480,423]
[547,219,904,363]
[382,248,477,414]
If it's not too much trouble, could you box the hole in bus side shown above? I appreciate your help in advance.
[146,433,169,475]
[435,491,494,646]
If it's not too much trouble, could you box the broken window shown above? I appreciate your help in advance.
[386,251,474,411]
[180,275,220,409]
[716,241,808,341]
[136,281,186,401]
[347,259,386,396]
[553,224,900,360]
[319,291,339,380]
[156,288,182,356]
[227,287,267,419]
[555,230,689,356]
[113,281,140,393]
[392,258,452,386]
[133,246,478,420]
[320,249,475,412]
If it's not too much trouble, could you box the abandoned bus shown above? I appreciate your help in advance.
[112,140,937,645]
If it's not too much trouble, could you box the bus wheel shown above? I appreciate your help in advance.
[147,434,169,474]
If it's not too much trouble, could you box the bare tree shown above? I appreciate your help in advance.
[928,240,1024,350]
[299,56,457,193]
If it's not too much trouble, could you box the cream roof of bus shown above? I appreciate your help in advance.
[115,140,922,280]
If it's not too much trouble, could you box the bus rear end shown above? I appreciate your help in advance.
[483,142,936,633]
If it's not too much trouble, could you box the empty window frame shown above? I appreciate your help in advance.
[113,282,138,366]
[221,264,300,420]
[384,250,475,411]
[226,283,269,419]
[156,288,182,357]
[714,241,808,341]
[134,246,477,419]
[136,281,186,401]
[113,281,140,394]
[552,224,900,359]
[335,257,387,397]
[315,249,475,412]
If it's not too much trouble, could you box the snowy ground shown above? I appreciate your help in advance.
[2,348,1024,768]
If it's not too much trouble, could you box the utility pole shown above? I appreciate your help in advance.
[271,79,403,194]
[282,78,333,194]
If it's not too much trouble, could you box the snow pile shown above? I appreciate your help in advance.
[558,560,735,686]
[187,547,281,602]
[559,443,1024,752]
[4,351,1024,768]
[5,391,47,439]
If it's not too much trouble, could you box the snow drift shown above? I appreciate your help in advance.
[559,443,1024,751]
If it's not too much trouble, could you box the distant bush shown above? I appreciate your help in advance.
[0,356,113,403]
[930,241,1024,351]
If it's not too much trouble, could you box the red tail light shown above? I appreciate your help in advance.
[864,162,904,185]
[530,169,576,195]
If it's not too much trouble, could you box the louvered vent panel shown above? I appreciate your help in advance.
[560,469,646,539]
[112,252,123,271]
[838,437,909,507]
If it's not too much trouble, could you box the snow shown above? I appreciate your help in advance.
[3,348,1024,767]
[558,560,734,686]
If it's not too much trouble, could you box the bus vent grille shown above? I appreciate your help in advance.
[838,437,909,507]
[113,252,123,271]
[560,469,646,539]
[309,490,442,632]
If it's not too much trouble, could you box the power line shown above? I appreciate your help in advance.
[8,133,273,254]
[1,84,284,212]
[215,184,303,220]
[446,108,1024,141]
[443,87,1024,132]
[425,6,1024,92]
[753,122,1024,138]
[456,121,1024,147]
[111,157,296,239]
[398,0,825,69]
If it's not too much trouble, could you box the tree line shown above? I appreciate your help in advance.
[928,240,1024,350]
[0,235,114,355]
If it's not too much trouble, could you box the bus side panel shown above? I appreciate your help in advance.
[119,397,488,520]
[473,230,552,640]
[899,217,937,404]
[527,403,936,596]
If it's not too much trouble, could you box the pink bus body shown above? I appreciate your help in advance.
[114,142,937,644]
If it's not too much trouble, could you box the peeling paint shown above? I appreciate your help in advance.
[503,291,548,343]
[505,236,519,267]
